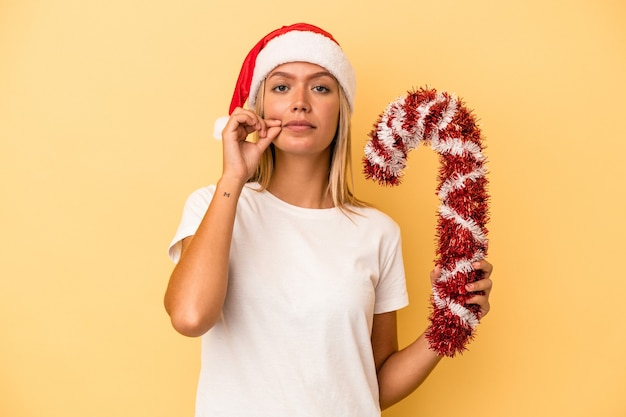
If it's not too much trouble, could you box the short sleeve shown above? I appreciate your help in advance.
[167,185,216,263]
[373,220,409,314]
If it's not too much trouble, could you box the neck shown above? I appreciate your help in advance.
[267,151,333,209]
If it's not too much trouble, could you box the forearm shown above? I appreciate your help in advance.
[377,331,442,410]
[164,176,244,337]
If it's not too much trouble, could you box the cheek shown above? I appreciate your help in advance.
[325,104,340,130]
[261,97,284,118]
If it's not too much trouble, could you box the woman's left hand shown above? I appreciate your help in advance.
[464,260,493,319]
[430,260,493,319]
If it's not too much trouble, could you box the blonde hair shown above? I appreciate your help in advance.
[249,80,367,211]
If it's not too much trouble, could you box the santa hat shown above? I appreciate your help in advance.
[213,23,356,139]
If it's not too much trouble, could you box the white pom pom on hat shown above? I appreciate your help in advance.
[213,116,230,140]
[213,23,355,140]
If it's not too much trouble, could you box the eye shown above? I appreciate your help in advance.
[312,85,330,93]
[271,84,289,93]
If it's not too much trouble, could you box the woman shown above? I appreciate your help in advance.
[165,23,493,417]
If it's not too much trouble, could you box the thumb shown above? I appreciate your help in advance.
[430,265,442,286]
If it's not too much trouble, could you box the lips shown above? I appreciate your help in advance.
[283,119,315,129]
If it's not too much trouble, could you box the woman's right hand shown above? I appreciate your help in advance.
[220,107,282,184]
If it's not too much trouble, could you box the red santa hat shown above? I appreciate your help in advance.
[214,23,356,139]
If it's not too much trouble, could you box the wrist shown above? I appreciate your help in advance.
[419,330,443,359]
[216,176,246,197]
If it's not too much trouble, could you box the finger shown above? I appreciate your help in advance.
[226,109,263,138]
[264,119,282,128]
[265,125,282,140]
[465,293,487,306]
[256,124,282,151]
[258,119,282,139]
[465,295,490,318]
[472,260,493,276]
[465,277,493,294]
[429,265,442,285]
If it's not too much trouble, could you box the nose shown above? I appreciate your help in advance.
[291,88,310,112]
[292,102,308,111]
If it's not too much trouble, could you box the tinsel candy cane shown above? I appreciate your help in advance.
[363,87,489,357]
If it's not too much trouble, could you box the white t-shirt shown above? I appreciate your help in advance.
[168,183,409,417]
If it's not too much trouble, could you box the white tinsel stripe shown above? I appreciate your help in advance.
[382,107,411,174]
[364,123,405,177]
[432,137,485,161]
[438,167,488,201]
[428,94,458,146]
[389,102,411,143]
[363,142,386,166]
[438,205,488,245]
[378,103,400,150]
[439,259,474,282]
[414,94,447,145]
[437,94,458,131]
[432,291,479,329]
[366,102,410,178]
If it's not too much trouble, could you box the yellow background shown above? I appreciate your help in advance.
[1,0,625,416]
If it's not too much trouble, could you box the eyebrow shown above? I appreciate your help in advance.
[267,70,334,80]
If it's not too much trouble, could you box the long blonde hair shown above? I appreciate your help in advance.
[249,79,367,211]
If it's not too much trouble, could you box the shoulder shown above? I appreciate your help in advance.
[349,205,401,237]
[353,205,399,227]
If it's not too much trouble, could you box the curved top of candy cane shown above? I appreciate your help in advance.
[363,87,484,186]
